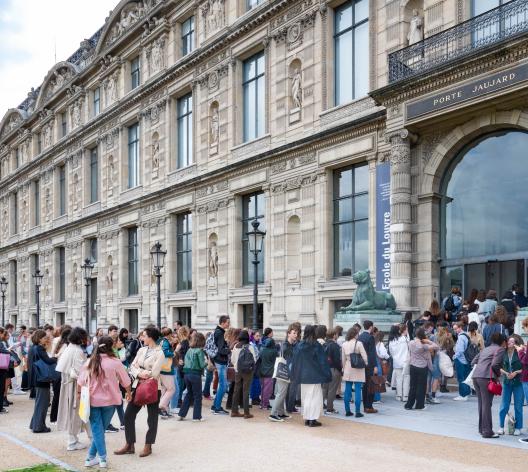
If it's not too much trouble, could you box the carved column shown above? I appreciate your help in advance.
[387,129,416,310]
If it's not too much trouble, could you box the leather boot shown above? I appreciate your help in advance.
[139,444,152,458]
[114,443,135,455]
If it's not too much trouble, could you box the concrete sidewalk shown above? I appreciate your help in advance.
[328,385,528,449]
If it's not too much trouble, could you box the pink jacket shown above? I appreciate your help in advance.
[78,354,131,407]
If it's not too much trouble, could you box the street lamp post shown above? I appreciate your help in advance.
[81,258,94,335]
[0,277,8,327]
[33,269,43,328]
[150,241,167,329]
[246,219,266,332]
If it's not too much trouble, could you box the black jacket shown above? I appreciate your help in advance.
[358,331,376,369]
[291,341,332,385]
[282,341,296,365]
[213,326,230,365]
[324,339,342,371]
[30,344,57,389]
[259,338,277,378]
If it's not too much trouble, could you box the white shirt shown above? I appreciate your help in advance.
[376,342,390,360]
[388,336,409,369]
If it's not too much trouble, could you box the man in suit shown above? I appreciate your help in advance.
[358,320,378,413]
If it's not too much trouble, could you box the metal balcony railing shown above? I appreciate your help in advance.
[388,0,528,83]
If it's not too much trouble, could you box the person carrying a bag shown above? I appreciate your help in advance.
[115,326,164,458]
[29,329,57,433]
[322,328,342,415]
[230,330,258,419]
[77,336,131,468]
[341,326,368,418]
[269,341,291,422]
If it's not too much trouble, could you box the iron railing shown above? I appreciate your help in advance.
[388,0,528,83]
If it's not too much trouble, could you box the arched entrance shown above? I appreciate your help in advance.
[440,130,528,298]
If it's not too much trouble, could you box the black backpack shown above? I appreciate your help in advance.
[444,295,456,312]
[237,345,255,374]
[461,333,479,363]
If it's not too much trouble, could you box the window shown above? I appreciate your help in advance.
[131,56,140,90]
[242,192,265,284]
[58,247,66,302]
[93,87,101,116]
[176,213,192,291]
[12,191,18,235]
[58,165,66,215]
[128,123,140,188]
[175,307,192,327]
[247,0,264,10]
[10,260,17,306]
[127,228,139,295]
[33,179,40,226]
[177,94,193,168]
[243,52,266,142]
[334,0,369,105]
[182,16,195,56]
[471,0,515,44]
[242,304,263,330]
[333,164,369,276]
[125,309,139,334]
[472,0,512,16]
[89,148,99,203]
[88,238,98,263]
[61,112,67,137]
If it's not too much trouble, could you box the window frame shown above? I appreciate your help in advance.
[177,93,193,169]
[89,147,99,203]
[333,0,369,106]
[131,56,141,90]
[127,123,140,188]
[242,51,266,143]
[93,87,101,116]
[127,227,139,296]
[176,213,193,291]
[182,16,195,56]
[33,179,40,227]
[332,163,369,277]
[58,165,67,216]
[58,246,66,302]
[242,191,265,285]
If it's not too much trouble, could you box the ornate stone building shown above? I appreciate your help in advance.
[1,0,527,333]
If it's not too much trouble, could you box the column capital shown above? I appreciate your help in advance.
[385,128,418,145]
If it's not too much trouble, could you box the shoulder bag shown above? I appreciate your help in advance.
[0,352,10,370]
[34,359,61,383]
[272,344,290,383]
[133,377,159,406]
[350,340,366,369]
[487,367,502,396]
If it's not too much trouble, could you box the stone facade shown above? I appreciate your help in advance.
[1,0,527,333]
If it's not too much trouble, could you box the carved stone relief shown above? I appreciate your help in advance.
[201,0,225,37]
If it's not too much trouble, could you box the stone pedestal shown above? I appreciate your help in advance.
[334,309,401,333]
[289,107,301,124]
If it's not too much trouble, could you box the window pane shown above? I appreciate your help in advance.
[354,164,368,193]
[472,0,500,16]
[336,198,353,222]
[244,80,256,141]
[335,30,353,105]
[354,194,368,220]
[355,0,369,22]
[256,76,265,138]
[354,220,369,271]
[336,223,353,276]
[354,21,369,98]
[335,2,353,33]
[336,168,353,198]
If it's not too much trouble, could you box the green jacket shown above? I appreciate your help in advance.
[183,348,206,376]
[502,350,522,386]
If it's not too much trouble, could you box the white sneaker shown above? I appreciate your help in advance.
[192,418,204,422]
[99,460,107,469]
[453,396,468,401]
[67,442,87,451]
[85,458,99,468]
[13,390,27,395]
[514,429,521,436]
[497,428,505,435]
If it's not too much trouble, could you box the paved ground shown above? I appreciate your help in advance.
[1,387,527,472]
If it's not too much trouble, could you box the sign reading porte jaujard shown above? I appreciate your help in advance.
[406,62,528,120]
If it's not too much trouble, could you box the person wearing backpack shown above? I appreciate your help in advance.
[210,315,231,415]
[230,330,257,419]
[178,332,207,422]
[442,287,462,322]
[259,337,277,410]
[452,322,474,401]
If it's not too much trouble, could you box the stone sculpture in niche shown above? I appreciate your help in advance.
[148,36,165,74]
[208,241,218,278]
[407,9,424,45]
[106,255,114,290]
[73,262,79,292]
[291,68,302,109]
[152,133,160,175]
[210,105,219,146]
[71,100,82,128]
[203,0,225,35]
[43,124,53,148]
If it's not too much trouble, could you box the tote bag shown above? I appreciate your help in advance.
[272,346,290,383]
[438,350,454,377]
[0,353,10,370]
[78,383,90,423]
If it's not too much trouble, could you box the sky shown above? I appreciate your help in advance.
[0,0,113,116]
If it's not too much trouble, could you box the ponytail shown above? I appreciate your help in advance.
[87,335,116,379]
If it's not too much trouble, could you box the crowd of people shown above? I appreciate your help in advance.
[0,284,528,467]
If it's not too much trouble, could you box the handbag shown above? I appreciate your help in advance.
[350,340,366,369]
[78,382,90,423]
[133,377,159,406]
[0,353,10,370]
[160,357,172,372]
[487,368,502,396]
[438,350,454,377]
[34,359,61,383]
[227,366,236,382]
[368,375,387,394]
[272,345,290,383]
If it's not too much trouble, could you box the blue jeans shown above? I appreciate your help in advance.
[523,382,528,404]
[179,373,203,420]
[170,374,180,410]
[213,363,228,410]
[88,406,116,461]
[203,369,213,396]
[499,382,524,429]
[344,381,363,414]
[374,359,382,402]
[454,358,471,397]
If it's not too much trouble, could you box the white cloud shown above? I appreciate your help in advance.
[0,0,112,114]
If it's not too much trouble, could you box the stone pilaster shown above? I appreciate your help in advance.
[387,129,416,310]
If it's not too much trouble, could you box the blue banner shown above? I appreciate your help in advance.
[376,162,391,292]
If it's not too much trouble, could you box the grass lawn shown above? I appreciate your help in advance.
[5,465,64,472]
